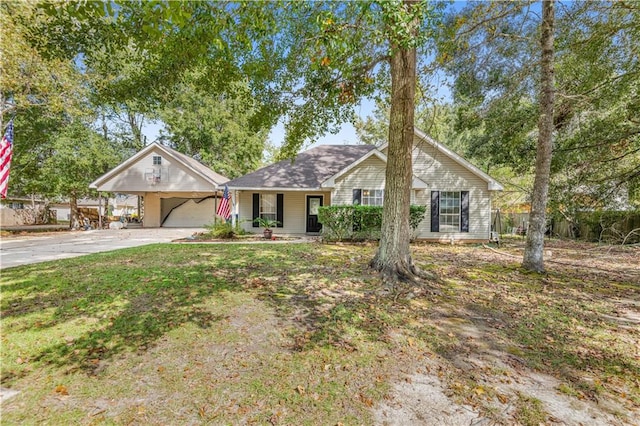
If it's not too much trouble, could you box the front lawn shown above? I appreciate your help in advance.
[1,241,638,424]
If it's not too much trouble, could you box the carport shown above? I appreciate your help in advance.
[90,143,229,227]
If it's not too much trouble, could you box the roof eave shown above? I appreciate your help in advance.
[90,143,225,190]
[488,181,504,191]
[226,186,324,192]
[412,177,429,189]
[413,128,503,192]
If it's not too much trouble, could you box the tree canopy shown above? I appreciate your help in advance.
[442,1,640,213]
[158,80,268,179]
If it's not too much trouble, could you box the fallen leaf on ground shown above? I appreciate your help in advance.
[496,393,509,404]
[359,394,374,407]
[54,385,68,395]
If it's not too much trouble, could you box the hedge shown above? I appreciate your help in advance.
[318,205,427,241]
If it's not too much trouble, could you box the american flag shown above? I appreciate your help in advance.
[216,184,232,220]
[0,119,14,199]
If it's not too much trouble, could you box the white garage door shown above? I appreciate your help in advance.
[162,198,215,227]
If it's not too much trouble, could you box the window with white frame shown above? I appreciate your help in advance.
[439,191,460,231]
[260,194,276,221]
[361,189,384,206]
[153,155,162,165]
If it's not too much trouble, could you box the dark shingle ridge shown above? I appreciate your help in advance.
[226,144,376,189]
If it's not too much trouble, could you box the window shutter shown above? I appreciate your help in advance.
[252,193,259,227]
[461,191,469,232]
[276,193,284,228]
[353,189,361,205]
[430,191,439,232]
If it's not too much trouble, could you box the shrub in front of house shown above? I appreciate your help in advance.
[205,221,238,239]
[318,205,427,242]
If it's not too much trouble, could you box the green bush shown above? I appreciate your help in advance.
[409,205,427,231]
[318,205,427,242]
[353,205,383,241]
[316,206,354,241]
[204,221,236,239]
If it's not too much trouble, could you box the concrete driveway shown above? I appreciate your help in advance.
[0,228,205,269]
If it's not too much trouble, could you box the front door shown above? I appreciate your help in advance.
[306,196,323,233]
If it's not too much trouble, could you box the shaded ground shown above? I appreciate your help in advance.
[1,239,638,424]
[376,239,639,425]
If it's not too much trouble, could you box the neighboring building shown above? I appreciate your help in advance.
[108,194,139,218]
[50,198,108,222]
[0,197,48,227]
[90,143,229,227]
[225,128,503,242]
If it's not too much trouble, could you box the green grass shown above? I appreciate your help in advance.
[1,241,638,424]
[1,244,393,424]
[513,393,548,426]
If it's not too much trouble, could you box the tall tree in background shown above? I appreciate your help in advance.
[548,1,640,216]
[443,1,639,215]
[36,0,441,285]
[354,99,391,147]
[0,1,86,130]
[87,45,161,154]
[38,121,120,228]
[158,79,268,178]
[523,0,555,272]
[0,0,108,211]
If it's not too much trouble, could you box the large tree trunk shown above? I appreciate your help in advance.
[370,1,425,287]
[523,0,555,272]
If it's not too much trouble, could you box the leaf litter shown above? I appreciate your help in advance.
[0,239,638,424]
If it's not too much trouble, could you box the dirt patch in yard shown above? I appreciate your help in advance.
[377,319,625,426]
[372,240,639,425]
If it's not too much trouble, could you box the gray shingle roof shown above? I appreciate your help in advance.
[226,144,376,189]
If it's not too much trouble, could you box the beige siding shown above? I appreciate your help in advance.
[411,137,491,241]
[330,140,492,241]
[236,190,330,234]
[0,207,21,226]
[332,156,387,204]
[98,150,216,193]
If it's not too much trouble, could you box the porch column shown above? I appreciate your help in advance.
[232,190,239,227]
[214,191,218,225]
[144,192,161,227]
[98,192,102,229]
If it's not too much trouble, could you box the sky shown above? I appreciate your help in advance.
[268,98,378,149]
